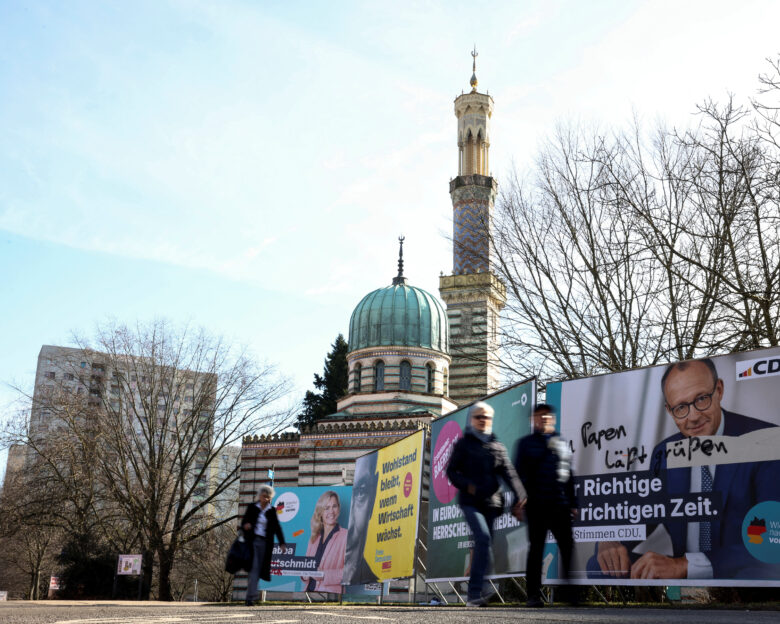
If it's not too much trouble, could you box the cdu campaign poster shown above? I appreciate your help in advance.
[545,347,780,586]
[342,429,425,584]
[260,485,352,593]
[426,379,536,582]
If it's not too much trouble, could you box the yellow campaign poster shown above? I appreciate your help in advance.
[363,430,425,581]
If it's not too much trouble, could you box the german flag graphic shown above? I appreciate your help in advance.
[747,517,767,544]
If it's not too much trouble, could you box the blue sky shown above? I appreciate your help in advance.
[2,0,780,478]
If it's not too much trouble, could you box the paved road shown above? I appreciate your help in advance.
[0,602,779,624]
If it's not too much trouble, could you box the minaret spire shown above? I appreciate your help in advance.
[392,236,407,286]
[440,51,505,406]
[456,47,492,177]
[470,45,478,92]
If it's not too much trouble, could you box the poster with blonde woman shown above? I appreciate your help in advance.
[260,485,352,594]
[300,491,349,593]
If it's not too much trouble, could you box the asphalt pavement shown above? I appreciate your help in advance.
[0,602,779,624]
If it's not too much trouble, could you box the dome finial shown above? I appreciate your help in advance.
[393,236,407,286]
[470,45,478,92]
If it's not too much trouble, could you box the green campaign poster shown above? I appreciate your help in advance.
[426,379,535,582]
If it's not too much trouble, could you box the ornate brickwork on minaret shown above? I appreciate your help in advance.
[440,49,506,407]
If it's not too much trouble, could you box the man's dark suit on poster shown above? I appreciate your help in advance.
[649,410,780,579]
[587,410,780,579]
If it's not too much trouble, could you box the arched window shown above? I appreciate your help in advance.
[426,363,435,393]
[400,361,412,391]
[443,368,449,396]
[353,363,362,393]
[374,360,385,392]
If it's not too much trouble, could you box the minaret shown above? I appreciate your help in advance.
[439,48,506,406]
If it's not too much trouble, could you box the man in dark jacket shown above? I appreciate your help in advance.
[241,484,286,606]
[446,401,526,607]
[515,403,577,607]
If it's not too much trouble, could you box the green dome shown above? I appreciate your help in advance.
[348,283,449,353]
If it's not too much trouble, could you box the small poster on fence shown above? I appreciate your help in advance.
[117,554,143,575]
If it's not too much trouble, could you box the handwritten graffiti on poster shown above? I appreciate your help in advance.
[545,348,780,586]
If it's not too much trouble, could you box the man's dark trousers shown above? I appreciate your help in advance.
[526,503,574,601]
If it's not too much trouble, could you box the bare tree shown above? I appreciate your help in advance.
[3,320,294,600]
[493,122,719,380]
[0,527,58,599]
[0,477,61,599]
[753,55,780,151]
[681,98,780,349]
[0,399,117,598]
[1,380,138,599]
[492,58,780,381]
[170,524,236,602]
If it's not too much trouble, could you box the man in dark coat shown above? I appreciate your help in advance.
[446,401,526,607]
[515,403,577,607]
[241,484,286,606]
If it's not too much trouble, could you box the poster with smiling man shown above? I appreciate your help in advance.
[546,347,780,587]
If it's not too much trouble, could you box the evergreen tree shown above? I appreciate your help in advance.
[297,334,349,430]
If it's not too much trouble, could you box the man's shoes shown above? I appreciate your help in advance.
[466,598,487,607]
[244,599,254,606]
[525,597,544,608]
[481,587,497,603]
